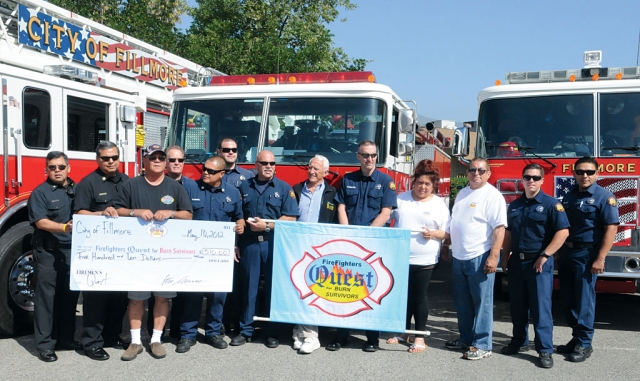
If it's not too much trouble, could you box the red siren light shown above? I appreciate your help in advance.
[209,71,376,86]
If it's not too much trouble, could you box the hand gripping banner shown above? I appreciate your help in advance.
[270,221,410,332]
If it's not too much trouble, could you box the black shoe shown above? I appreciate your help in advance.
[539,352,553,368]
[363,341,379,353]
[205,335,228,349]
[38,349,58,362]
[326,338,350,351]
[85,347,110,361]
[176,338,197,353]
[230,334,251,346]
[557,337,577,354]
[55,340,82,351]
[501,343,529,355]
[265,337,280,348]
[105,338,129,350]
[569,345,593,362]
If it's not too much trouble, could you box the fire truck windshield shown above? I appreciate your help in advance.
[168,97,386,165]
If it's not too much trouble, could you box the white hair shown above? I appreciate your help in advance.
[310,155,330,172]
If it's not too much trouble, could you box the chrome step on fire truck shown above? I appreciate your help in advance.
[453,50,640,294]
[0,0,211,335]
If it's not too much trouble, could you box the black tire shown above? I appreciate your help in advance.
[0,221,35,336]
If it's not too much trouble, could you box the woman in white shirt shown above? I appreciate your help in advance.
[387,159,451,353]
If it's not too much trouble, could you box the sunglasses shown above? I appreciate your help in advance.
[468,168,487,175]
[258,161,276,166]
[220,148,238,153]
[48,164,67,171]
[147,155,166,162]
[523,175,542,181]
[99,155,119,162]
[575,169,596,176]
[358,153,378,159]
[203,166,224,175]
[168,158,185,163]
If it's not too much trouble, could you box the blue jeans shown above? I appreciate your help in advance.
[452,251,495,351]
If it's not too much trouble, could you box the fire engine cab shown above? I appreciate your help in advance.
[454,50,640,294]
[0,0,210,335]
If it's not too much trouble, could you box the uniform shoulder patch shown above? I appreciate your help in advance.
[554,203,565,212]
[289,190,296,198]
[607,196,617,206]
[389,181,396,191]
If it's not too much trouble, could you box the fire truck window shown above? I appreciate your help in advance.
[600,92,640,156]
[67,96,109,152]
[23,88,51,149]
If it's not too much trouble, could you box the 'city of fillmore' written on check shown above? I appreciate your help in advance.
[69,215,235,292]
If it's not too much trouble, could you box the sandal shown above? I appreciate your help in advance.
[408,342,427,353]
[386,335,415,345]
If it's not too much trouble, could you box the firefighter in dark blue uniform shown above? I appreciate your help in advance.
[326,141,397,353]
[28,151,79,362]
[558,157,619,362]
[175,156,244,353]
[230,150,298,348]
[501,163,570,369]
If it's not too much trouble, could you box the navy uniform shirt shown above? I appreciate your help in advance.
[223,166,254,189]
[27,178,76,245]
[239,176,299,238]
[74,169,129,213]
[506,190,570,253]
[183,179,243,223]
[335,169,398,226]
[562,182,619,243]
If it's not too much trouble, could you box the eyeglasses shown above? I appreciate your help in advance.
[147,155,166,162]
[523,175,542,181]
[203,166,224,175]
[468,168,487,175]
[168,158,185,163]
[258,161,276,166]
[575,169,596,176]
[220,148,238,153]
[99,155,119,162]
[358,153,378,159]
[48,164,67,171]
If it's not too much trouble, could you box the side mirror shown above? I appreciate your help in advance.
[398,109,416,134]
[452,126,470,157]
[398,142,414,156]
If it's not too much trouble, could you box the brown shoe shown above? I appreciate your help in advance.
[150,342,166,359]
[121,343,143,361]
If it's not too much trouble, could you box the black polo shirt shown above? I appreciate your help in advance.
[27,177,76,245]
[74,169,129,213]
[114,175,193,213]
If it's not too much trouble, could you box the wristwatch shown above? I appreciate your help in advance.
[129,209,135,217]
[264,222,271,233]
[540,252,551,259]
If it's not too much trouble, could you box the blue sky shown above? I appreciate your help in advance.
[183,0,640,124]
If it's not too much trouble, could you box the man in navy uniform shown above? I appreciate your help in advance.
[175,156,244,353]
[326,140,397,353]
[28,151,79,362]
[558,157,619,362]
[218,137,254,189]
[501,163,570,368]
[230,150,298,348]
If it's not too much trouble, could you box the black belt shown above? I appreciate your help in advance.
[243,234,272,243]
[565,242,594,249]
[516,252,539,261]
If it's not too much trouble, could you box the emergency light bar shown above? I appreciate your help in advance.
[209,71,376,86]
[43,65,99,84]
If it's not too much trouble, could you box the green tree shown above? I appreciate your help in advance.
[184,0,367,74]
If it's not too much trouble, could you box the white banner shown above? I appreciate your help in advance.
[70,215,235,292]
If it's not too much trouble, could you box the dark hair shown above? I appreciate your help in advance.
[522,163,544,176]
[218,137,237,149]
[358,140,376,150]
[46,151,68,164]
[469,157,489,169]
[574,156,599,169]
[413,159,439,187]
[95,141,119,156]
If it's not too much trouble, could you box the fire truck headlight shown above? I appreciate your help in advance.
[584,50,602,68]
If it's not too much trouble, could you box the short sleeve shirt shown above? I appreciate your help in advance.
[27,178,76,245]
[114,175,193,213]
[562,182,619,243]
[223,166,254,189]
[239,176,299,237]
[183,179,243,222]
[74,169,129,213]
[507,190,570,253]
[335,169,397,226]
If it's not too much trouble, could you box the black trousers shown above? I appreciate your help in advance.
[33,247,79,351]
[81,291,128,349]
[406,265,434,338]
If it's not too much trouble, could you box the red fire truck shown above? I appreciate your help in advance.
[453,50,640,294]
[0,0,209,335]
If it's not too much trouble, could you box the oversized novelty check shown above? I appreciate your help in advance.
[69,215,235,292]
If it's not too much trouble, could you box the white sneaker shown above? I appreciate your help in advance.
[292,337,303,350]
[298,338,320,354]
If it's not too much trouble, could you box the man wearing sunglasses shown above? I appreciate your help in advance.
[74,141,129,360]
[176,156,244,354]
[445,157,506,361]
[501,164,570,368]
[232,150,298,348]
[217,138,254,189]
[558,157,619,362]
[115,144,193,361]
[327,141,397,353]
[28,151,79,362]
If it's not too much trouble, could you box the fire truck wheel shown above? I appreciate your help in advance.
[0,221,35,336]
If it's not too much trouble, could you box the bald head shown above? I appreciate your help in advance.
[202,155,227,187]
[207,156,226,170]
[255,150,276,181]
